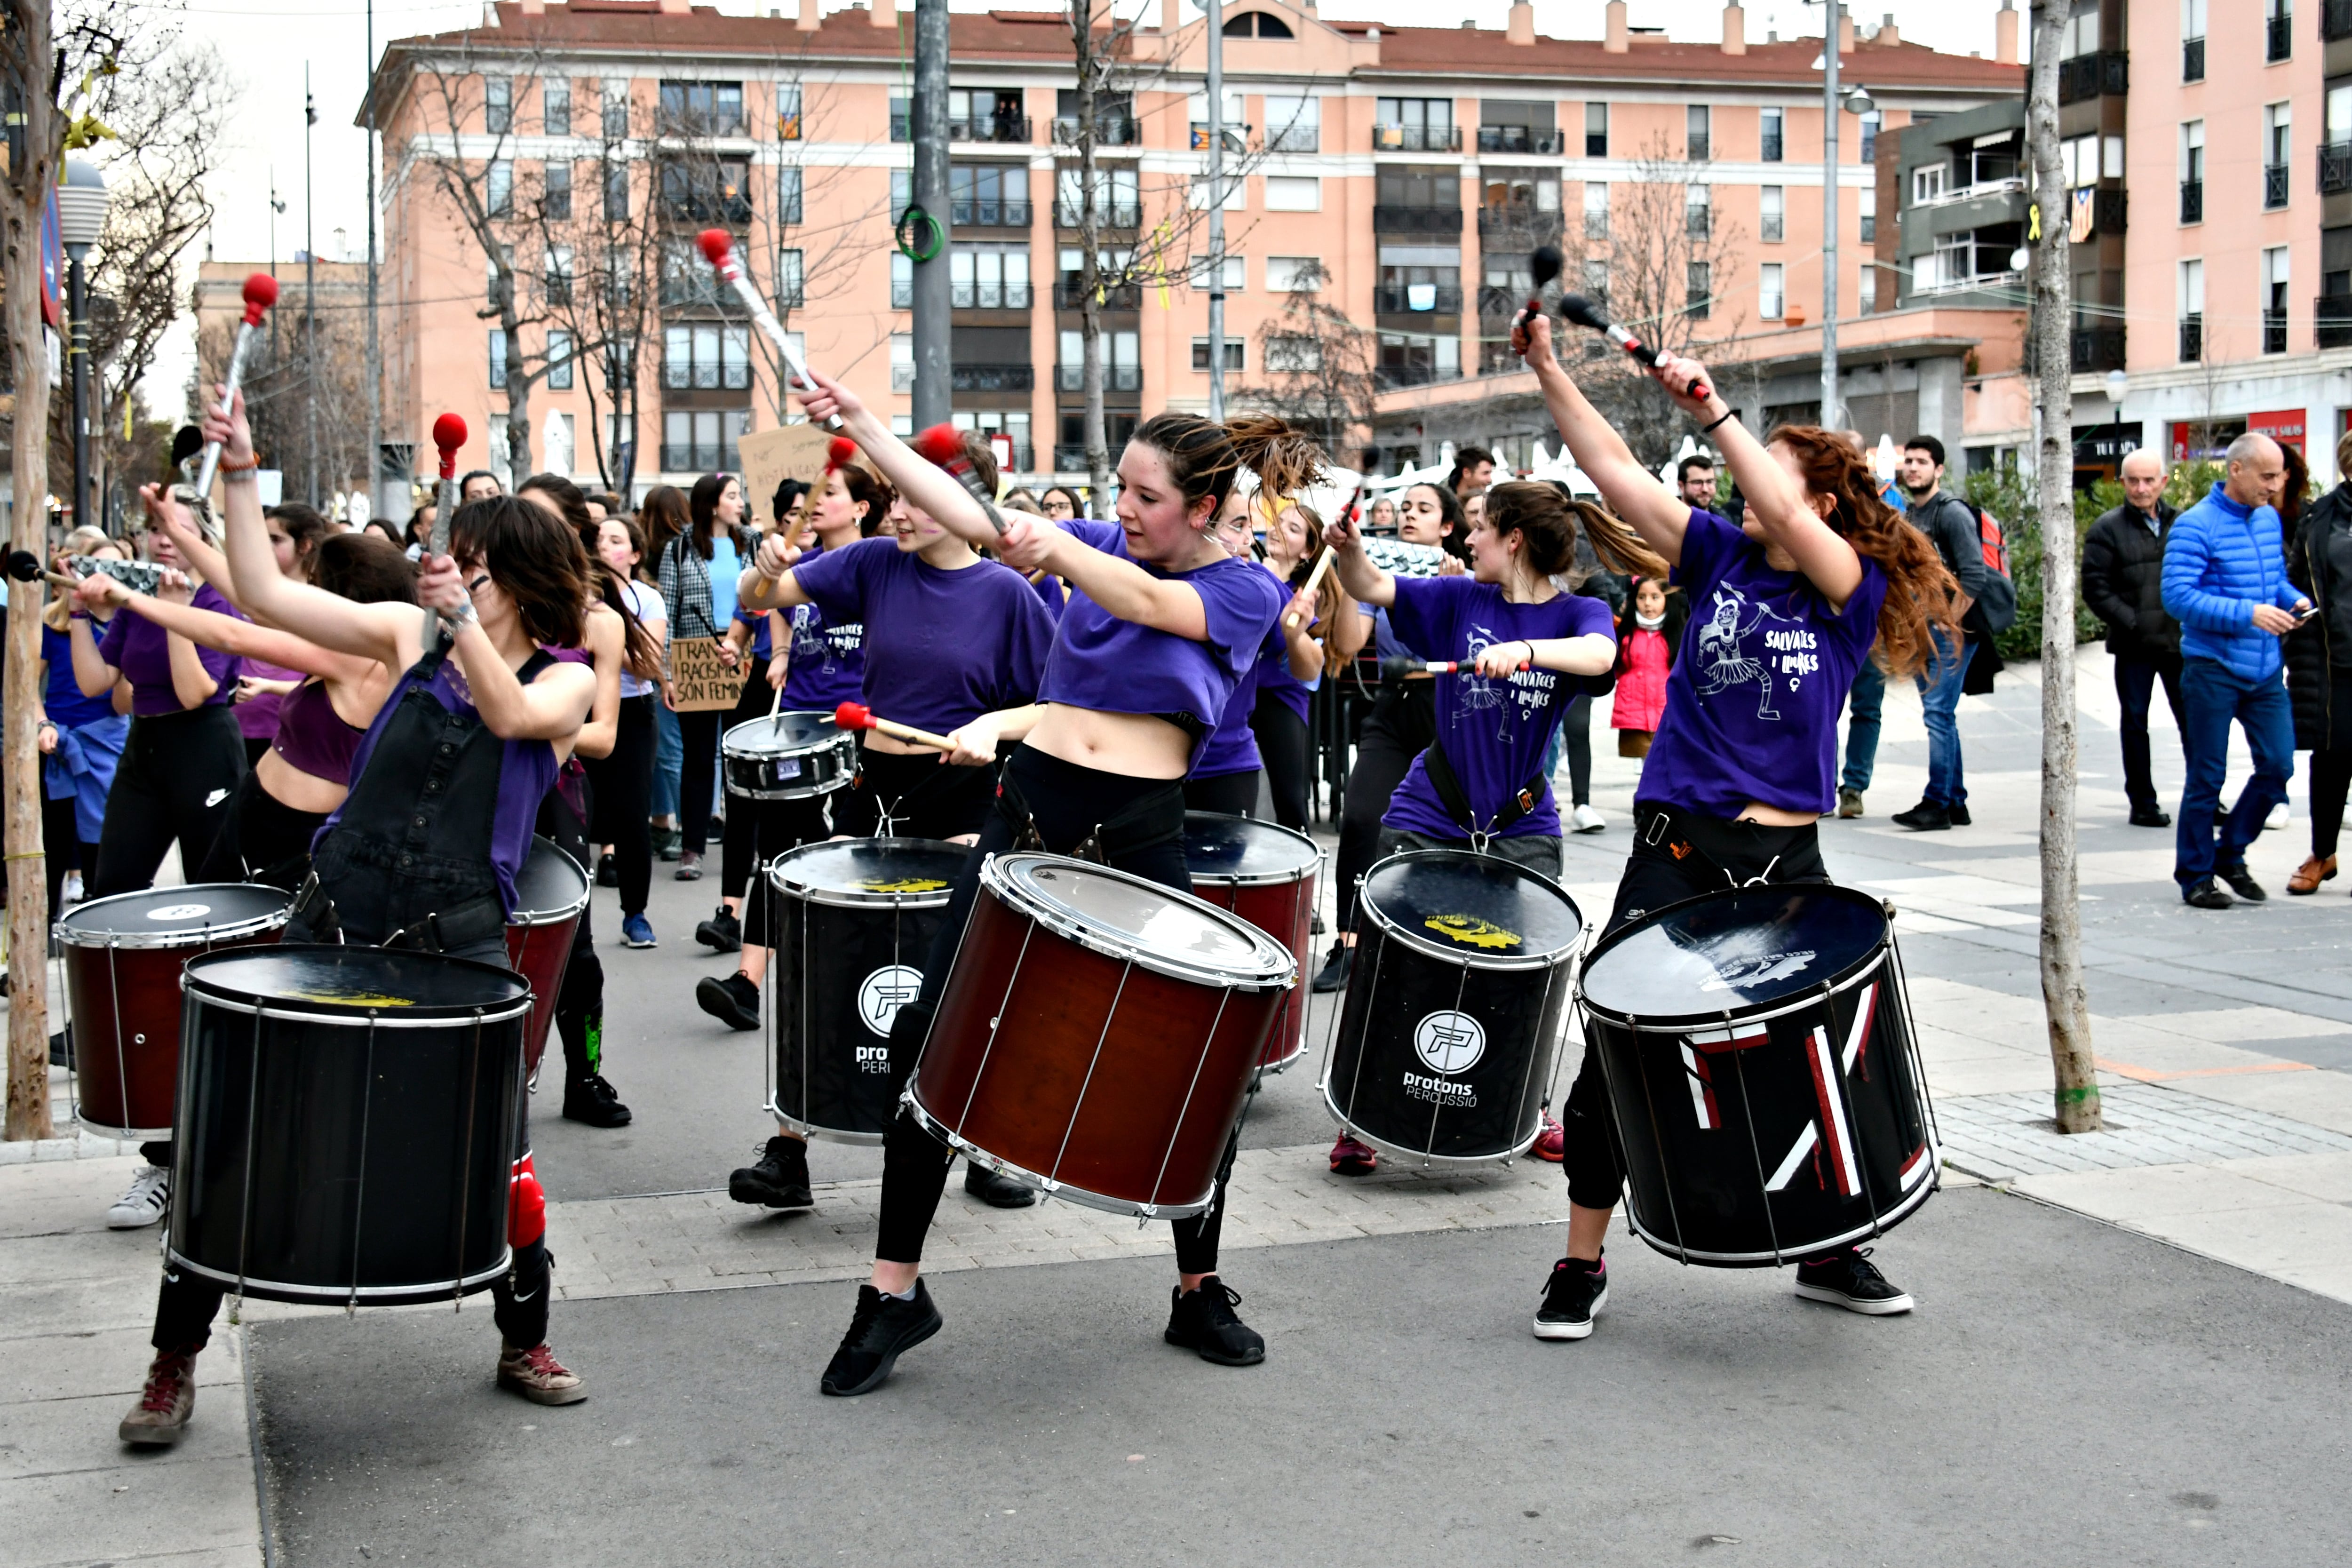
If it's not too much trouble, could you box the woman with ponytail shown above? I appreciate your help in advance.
[1511,311,1957,1344]
[774,372,1309,1394]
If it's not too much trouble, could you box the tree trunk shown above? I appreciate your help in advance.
[502,278,533,482]
[5,1,59,1141]
[2028,0,2099,1134]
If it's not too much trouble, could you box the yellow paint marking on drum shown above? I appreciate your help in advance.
[1424,914,1522,951]
[859,878,950,894]
[280,991,417,1008]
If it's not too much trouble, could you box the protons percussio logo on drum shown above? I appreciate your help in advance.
[856,964,922,1071]
[1404,1010,1483,1107]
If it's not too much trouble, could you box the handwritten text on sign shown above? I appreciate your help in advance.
[669,635,740,712]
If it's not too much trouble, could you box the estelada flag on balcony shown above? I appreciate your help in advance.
[2069,188,2095,245]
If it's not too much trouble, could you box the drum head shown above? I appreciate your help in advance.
[183,945,531,1021]
[56,883,290,947]
[1359,852,1582,970]
[1581,884,1890,1023]
[1182,812,1320,886]
[771,837,969,907]
[726,711,840,756]
[511,837,590,924]
[991,853,1293,987]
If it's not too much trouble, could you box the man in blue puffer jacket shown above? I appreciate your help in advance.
[2162,432,2307,907]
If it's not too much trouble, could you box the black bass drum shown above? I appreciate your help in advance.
[167,946,532,1306]
[767,837,969,1143]
[1578,884,1939,1267]
[1322,850,1583,1165]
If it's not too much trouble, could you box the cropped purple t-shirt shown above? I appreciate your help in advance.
[1639,507,1888,819]
[1041,520,1284,751]
[788,536,1053,735]
[98,585,244,716]
[1190,620,1286,779]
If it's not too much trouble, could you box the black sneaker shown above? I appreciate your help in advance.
[696,971,761,1031]
[595,852,618,888]
[1890,800,1951,831]
[1533,1256,1607,1341]
[1946,802,1971,826]
[2129,805,2172,828]
[962,1160,1037,1209]
[1311,942,1352,994]
[1793,1246,1914,1315]
[2183,877,2234,910]
[562,1073,633,1128]
[2218,866,2268,903]
[820,1281,943,1396]
[729,1135,814,1209]
[695,906,741,952]
[1163,1276,1265,1366]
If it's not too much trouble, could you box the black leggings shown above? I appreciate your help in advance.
[1560,804,1830,1212]
[1336,687,1432,934]
[92,707,247,899]
[194,770,328,890]
[728,795,828,948]
[1559,694,1593,808]
[833,743,997,841]
[1184,768,1260,818]
[152,1239,551,1355]
[1250,696,1311,830]
[677,708,724,856]
[584,692,658,916]
[40,788,96,931]
[872,746,1237,1274]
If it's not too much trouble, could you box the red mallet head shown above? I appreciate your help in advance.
[697,228,737,274]
[239,272,279,326]
[825,435,858,475]
[911,423,968,468]
[432,412,468,478]
[833,701,877,732]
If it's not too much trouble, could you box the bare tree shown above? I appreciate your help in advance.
[196,300,373,501]
[1244,259,1374,459]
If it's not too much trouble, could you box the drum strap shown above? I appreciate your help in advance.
[382,891,508,955]
[1418,735,1549,851]
[997,762,1182,865]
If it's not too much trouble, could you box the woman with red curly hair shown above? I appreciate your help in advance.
[1511,312,1957,1343]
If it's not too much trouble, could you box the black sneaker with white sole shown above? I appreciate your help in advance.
[1533,1256,1607,1340]
[1793,1246,1914,1315]
[729,1135,814,1209]
[820,1281,943,1396]
[1163,1276,1265,1366]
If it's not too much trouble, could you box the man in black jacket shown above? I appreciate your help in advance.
[2081,448,2183,828]
[1890,436,1991,830]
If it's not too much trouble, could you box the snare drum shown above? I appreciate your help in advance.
[505,836,589,1079]
[1322,851,1582,1166]
[168,946,532,1306]
[910,853,1295,1218]
[56,884,290,1139]
[767,837,969,1144]
[1182,812,1320,1074]
[723,711,856,800]
[1578,885,1939,1267]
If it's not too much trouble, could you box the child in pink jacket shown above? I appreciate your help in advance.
[1613,575,1683,758]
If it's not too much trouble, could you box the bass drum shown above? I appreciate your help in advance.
[55,883,290,1139]
[1578,885,1940,1267]
[505,835,589,1080]
[768,837,969,1143]
[1323,851,1582,1165]
[168,946,532,1306]
[1182,812,1320,1074]
[724,711,856,801]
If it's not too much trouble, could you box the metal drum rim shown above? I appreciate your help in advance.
[1179,811,1326,887]
[52,882,292,950]
[764,1097,889,1148]
[1620,1164,1941,1268]
[767,836,967,908]
[180,944,534,1026]
[723,711,852,758]
[981,851,1296,989]
[162,1249,512,1305]
[1576,883,1892,1027]
[1357,849,1585,972]
[73,1108,173,1142]
[1316,1090,1545,1169]
[509,836,592,927]
[904,1092,1216,1220]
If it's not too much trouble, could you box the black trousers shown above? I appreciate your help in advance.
[40,788,95,931]
[1560,804,1831,1213]
[1558,694,1593,808]
[91,707,247,899]
[1184,768,1260,818]
[537,780,606,1086]
[152,1239,551,1355]
[2114,654,2187,814]
[194,771,327,891]
[676,708,724,856]
[1249,696,1311,830]
[1336,687,1432,934]
[729,794,828,948]
[872,746,1237,1274]
[584,692,658,916]
[833,743,996,841]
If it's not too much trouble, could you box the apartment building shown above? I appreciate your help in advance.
[365,0,2021,493]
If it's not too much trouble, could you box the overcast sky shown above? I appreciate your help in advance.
[136,0,2018,413]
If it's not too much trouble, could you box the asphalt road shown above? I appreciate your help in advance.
[249,1186,2352,1567]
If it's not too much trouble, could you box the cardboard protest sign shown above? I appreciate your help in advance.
[738,423,836,531]
[669,635,740,712]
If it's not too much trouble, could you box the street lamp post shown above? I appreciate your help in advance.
[55,159,111,533]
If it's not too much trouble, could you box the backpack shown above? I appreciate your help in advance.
[1970,505,2018,632]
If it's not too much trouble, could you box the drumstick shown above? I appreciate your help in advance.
[1386,656,1534,677]
[424,413,467,642]
[698,228,842,431]
[1285,541,1339,630]
[193,273,279,498]
[834,700,957,754]
[5,550,80,590]
[1555,293,1712,402]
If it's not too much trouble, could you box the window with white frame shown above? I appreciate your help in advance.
[547,328,574,390]
[485,77,512,135]
[1265,335,1320,373]
[1911,162,1947,205]
[2061,6,2099,57]
[1583,182,1608,239]
[775,248,804,307]
[2181,120,2204,183]
[2264,245,2290,350]
[777,83,803,140]
[1858,266,1877,313]
[950,242,1029,309]
[664,323,752,390]
[488,329,509,389]
[1264,175,1320,212]
[1190,253,1245,290]
[602,80,629,138]
[1685,184,1711,239]
[1266,255,1323,291]
[1858,185,1875,243]
[891,252,912,309]
[1191,337,1245,372]
[1058,328,1140,391]
[1264,95,1319,153]
[1760,186,1784,243]
[1759,263,1784,319]
[543,77,571,135]
[1760,107,1784,163]
[890,333,914,391]
[777,167,803,225]
[487,160,513,217]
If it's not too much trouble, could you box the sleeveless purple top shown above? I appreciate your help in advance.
[270,678,366,787]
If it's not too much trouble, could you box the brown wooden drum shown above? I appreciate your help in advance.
[908,852,1295,1218]
[56,884,290,1138]
[504,836,588,1080]
[1181,812,1320,1075]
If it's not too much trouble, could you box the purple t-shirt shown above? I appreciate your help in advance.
[98,584,244,716]
[731,601,776,661]
[790,536,1051,735]
[1380,576,1615,839]
[1041,520,1283,752]
[1255,638,1316,725]
[1190,621,1284,779]
[236,655,304,740]
[1032,572,1066,622]
[780,546,865,709]
[1640,507,1889,819]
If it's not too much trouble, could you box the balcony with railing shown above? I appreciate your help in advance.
[2268,10,2293,61]
[1373,123,1462,152]
[661,439,736,472]
[1055,202,1141,230]
[1052,443,1093,471]
[2058,51,2130,104]
[2318,293,2352,348]
[1375,286,1463,314]
[950,280,1031,310]
[2328,0,2352,39]
[894,110,1032,143]
[1475,126,1563,155]
[950,198,1033,229]
[1056,364,1142,394]
[2322,143,2352,193]
[2183,36,2205,80]
[1372,204,1462,235]
[2178,313,2203,363]
[951,364,1034,393]
[1051,115,1140,146]
[2071,327,2127,372]
[1053,280,1142,310]
[1478,204,1564,240]
[2181,181,2203,223]
[2267,164,2292,208]
[1911,175,2027,210]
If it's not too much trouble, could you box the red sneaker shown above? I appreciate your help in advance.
[1329,1134,1378,1176]
[497,1342,587,1405]
[1531,1113,1565,1163]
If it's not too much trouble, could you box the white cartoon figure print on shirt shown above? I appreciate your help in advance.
[1693,586,1821,721]
[1451,622,1560,741]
